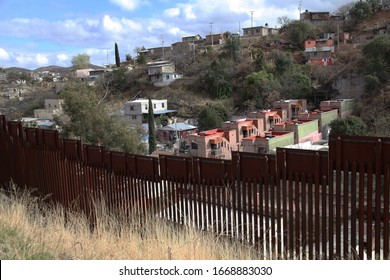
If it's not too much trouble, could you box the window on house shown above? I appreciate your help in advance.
[54,105,57,108]
[162,103,165,108]
[48,104,51,108]
[145,105,148,110]
[211,143,217,150]
[132,115,137,120]
[154,104,156,109]
[191,142,198,150]
[166,75,170,80]
[130,106,134,111]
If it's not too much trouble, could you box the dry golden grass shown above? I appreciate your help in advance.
[0,187,261,260]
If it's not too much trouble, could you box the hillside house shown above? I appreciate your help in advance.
[146,46,173,60]
[171,42,196,56]
[205,33,224,45]
[320,99,355,118]
[34,99,64,120]
[298,109,338,139]
[300,10,330,24]
[247,110,284,131]
[241,131,295,154]
[273,99,307,121]
[182,34,203,43]
[72,69,92,80]
[304,38,335,65]
[124,99,177,125]
[188,128,238,159]
[89,68,112,80]
[157,123,197,144]
[273,119,322,144]
[146,61,182,86]
[242,25,279,37]
[221,117,264,144]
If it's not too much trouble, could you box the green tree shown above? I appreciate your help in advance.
[367,0,381,12]
[349,1,373,21]
[284,20,313,48]
[148,98,156,154]
[270,51,294,76]
[135,46,147,65]
[199,59,233,99]
[125,54,133,62]
[280,67,312,99]
[58,81,146,154]
[115,42,121,67]
[362,36,390,83]
[253,49,265,71]
[71,54,90,70]
[337,2,356,16]
[277,16,292,28]
[223,32,242,61]
[136,52,146,65]
[244,70,280,108]
[197,103,230,131]
[364,74,381,95]
[329,116,367,136]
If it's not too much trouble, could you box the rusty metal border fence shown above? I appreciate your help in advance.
[0,115,389,260]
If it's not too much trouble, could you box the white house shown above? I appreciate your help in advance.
[146,61,182,87]
[124,99,177,125]
[34,99,64,120]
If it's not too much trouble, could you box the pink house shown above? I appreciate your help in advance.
[188,128,238,160]
[247,111,284,131]
[221,117,264,144]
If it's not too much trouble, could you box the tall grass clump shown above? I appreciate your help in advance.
[0,186,262,260]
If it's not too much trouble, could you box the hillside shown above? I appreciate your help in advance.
[34,64,101,75]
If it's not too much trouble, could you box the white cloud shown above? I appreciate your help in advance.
[168,27,182,36]
[184,5,196,20]
[0,48,10,61]
[16,55,33,65]
[164,8,180,17]
[57,53,69,62]
[35,53,49,65]
[121,18,142,31]
[109,0,140,11]
[103,15,123,33]
[146,19,166,32]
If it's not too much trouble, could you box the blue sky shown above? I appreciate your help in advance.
[0,0,353,69]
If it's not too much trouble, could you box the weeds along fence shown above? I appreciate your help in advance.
[0,115,389,260]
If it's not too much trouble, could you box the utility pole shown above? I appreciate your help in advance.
[210,22,214,45]
[337,22,340,53]
[298,1,302,17]
[250,11,254,27]
[161,35,165,60]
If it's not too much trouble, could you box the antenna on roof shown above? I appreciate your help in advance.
[250,11,254,27]
[298,0,302,15]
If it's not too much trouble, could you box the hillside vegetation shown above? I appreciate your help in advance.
[0,187,262,260]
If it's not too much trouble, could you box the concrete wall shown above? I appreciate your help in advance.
[242,132,295,154]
